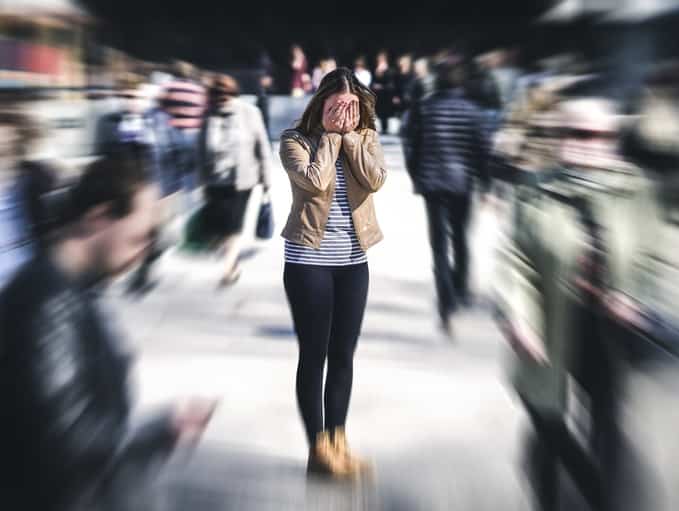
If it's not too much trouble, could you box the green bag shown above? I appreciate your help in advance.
[180,205,214,253]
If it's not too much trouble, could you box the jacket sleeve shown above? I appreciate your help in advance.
[279,130,341,194]
[23,299,176,477]
[341,130,388,192]
[252,107,274,190]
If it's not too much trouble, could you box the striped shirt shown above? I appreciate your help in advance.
[285,158,367,266]
[160,78,207,131]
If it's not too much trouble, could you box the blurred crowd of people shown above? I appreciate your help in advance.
[397,43,679,509]
[3,19,679,509]
[0,57,274,510]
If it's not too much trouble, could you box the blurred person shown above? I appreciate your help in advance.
[0,109,47,290]
[0,148,217,511]
[290,44,312,97]
[95,74,151,153]
[393,53,414,118]
[96,75,184,296]
[160,60,208,210]
[483,48,522,116]
[353,56,372,88]
[618,63,679,358]
[610,67,679,510]
[256,49,275,135]
[311,57,337,92]
[408,56,435,105]
[401,55,490,338]
[399,56,434,139]
[372,50,395,134]
[279,67,387,478]
[496,88,658,511]
[199,74,273,287]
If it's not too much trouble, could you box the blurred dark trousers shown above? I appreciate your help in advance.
[523,322,622,511]
[524,403,602,511]
[423,192,471,319]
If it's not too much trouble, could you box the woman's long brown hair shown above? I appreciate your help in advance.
[296,67,377,136]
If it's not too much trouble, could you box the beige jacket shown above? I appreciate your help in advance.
[279,127,387,250]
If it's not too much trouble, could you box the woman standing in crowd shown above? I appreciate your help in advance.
[200,74,273,286]
[279,67,387,478]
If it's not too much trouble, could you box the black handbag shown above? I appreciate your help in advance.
[256,192,274,240]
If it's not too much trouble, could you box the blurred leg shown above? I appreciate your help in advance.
[424,193,456,321]
[221,233,243,280]
[525,402,603,510]
[284,263,334,445]
[449,192,472,303]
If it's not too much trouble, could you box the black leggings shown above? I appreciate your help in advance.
[283,262,369,445]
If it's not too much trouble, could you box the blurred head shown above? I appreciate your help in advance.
[116,73,146,113]
[413,58,430,79]
[559,98,621,169]
[398,54,413,74]
[297,67,377,135]
[291,44,305,59]
[172,60,196,80]
[376,51,389,66]
[211,74,240,107]
[434,54,466,90]
[355,56,367,70]
[67,146,158,280]
[321,58,337,73]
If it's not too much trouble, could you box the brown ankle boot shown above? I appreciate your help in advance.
[307,431,352,478]
[330,427,373,476]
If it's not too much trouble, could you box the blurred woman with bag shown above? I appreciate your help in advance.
[199,74,273,286]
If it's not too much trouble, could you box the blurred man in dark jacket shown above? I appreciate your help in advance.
[0,148,216,511]
[402,56,490,337]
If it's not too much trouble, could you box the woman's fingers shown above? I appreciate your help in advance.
[338,104,350,127]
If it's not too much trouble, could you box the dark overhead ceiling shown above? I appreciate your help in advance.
[76,0,558,69]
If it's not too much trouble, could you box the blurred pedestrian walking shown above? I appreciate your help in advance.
[0,149,217,511]
[97,74,184,296]
[290,44,312,97]
[393,53,414,121]
[401,55,490,338]
[160,60,208,211]
[495,86,658,511]
[0,108,46,290]
[372,50,396,134]
[354,56,372,88]
[199,74,273,287]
